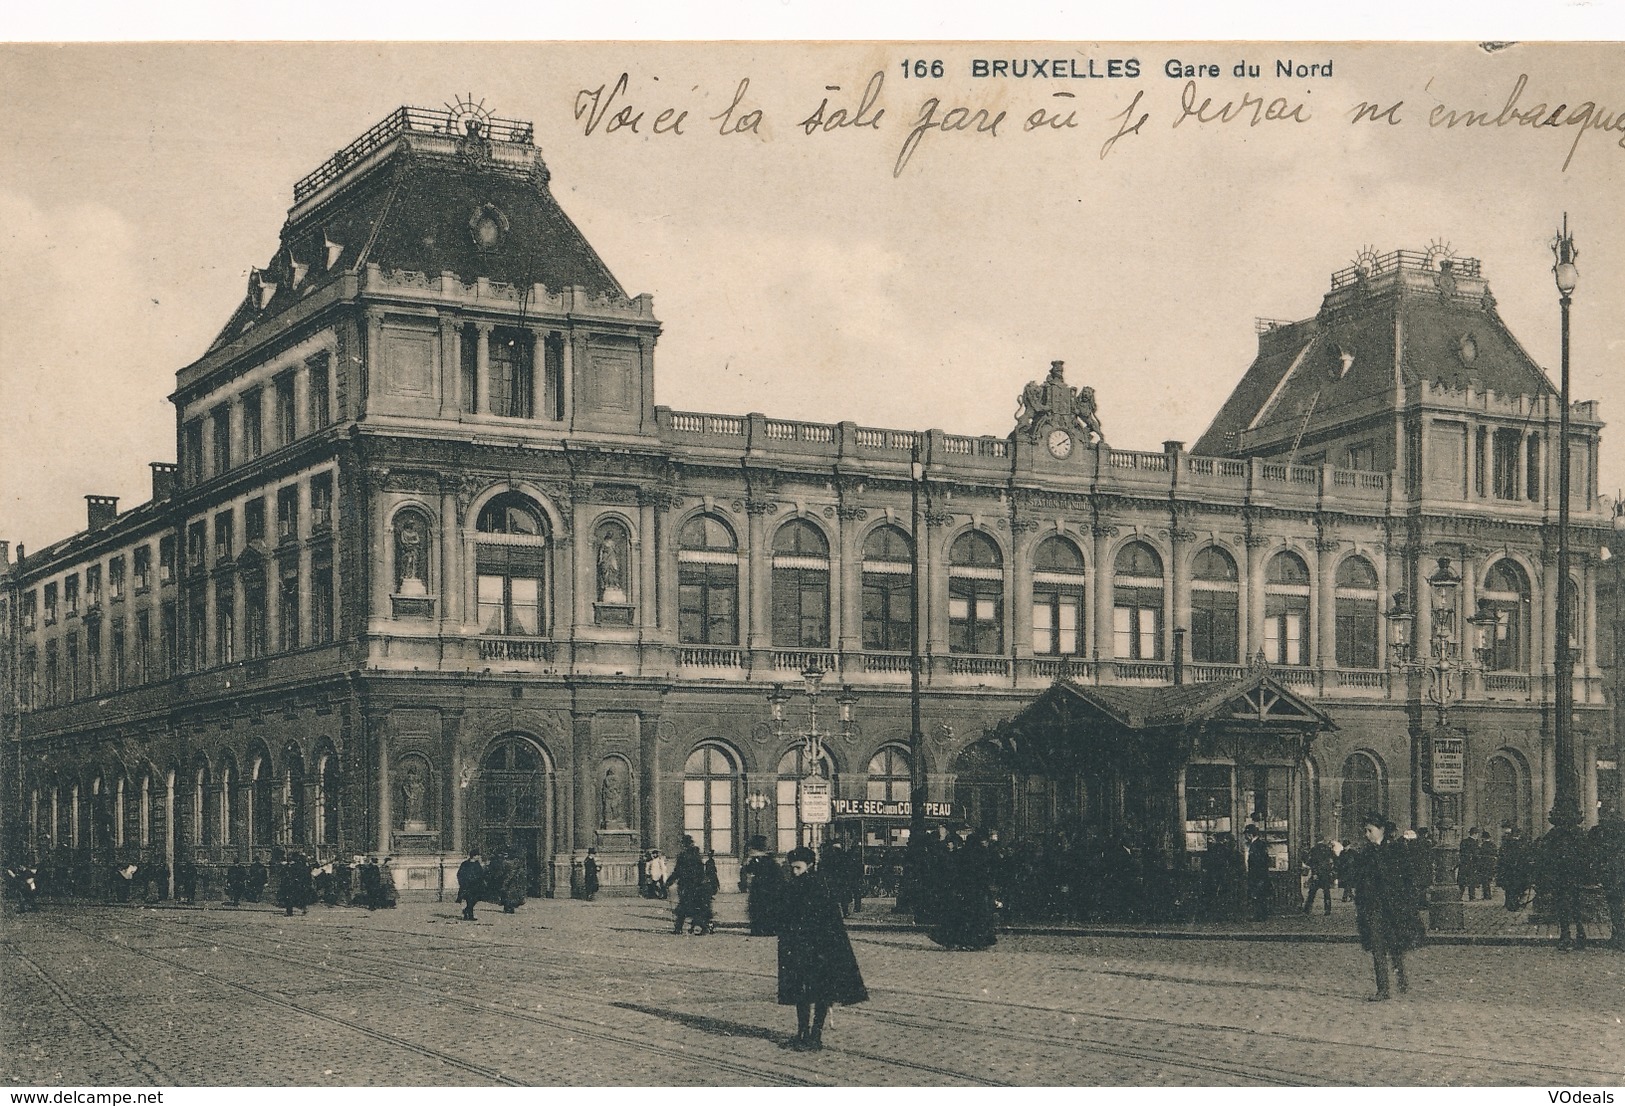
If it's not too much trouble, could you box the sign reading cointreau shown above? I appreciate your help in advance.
[830,798,960,820]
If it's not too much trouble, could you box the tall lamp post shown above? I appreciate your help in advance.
[1550,216,1582,831]
[766,666,857,847]
[1385,558,1500,930]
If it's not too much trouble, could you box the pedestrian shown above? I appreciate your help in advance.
[1336,840,1355,903]
[174,855,198,905]
[498,852,525,913]
[1477,829,1499,902]
[6,862,41,913]
[583,848,600,902]
[1348,812,1422,1001]
[358,856,381,911]
[1536,824,1591,950]
[1244,825,1273,922]
[775,845,868,1051]
[1593,814,1625,951]
[741,836,783,936]
[379,857,399,908]
[247,856,269,903]
[114,861,138,904]
[1498,827,1531,910]
[668,835,712,934]
[225,860,247,906]
[456,848,484,920]
[1458,827,1482,901]
[645,849,669,899]
[1302,836,1336,915]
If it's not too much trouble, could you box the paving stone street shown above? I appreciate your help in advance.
[2,895,1622,1088]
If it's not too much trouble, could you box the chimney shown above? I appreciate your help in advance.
[1172,628,1187,686]
[150,462,179,501]
[86,495,119,531]
[0,540,9,570]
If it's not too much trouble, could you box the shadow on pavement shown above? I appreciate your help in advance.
[610,1000,781,1043]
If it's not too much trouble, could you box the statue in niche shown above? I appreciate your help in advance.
[396,512,428,597]
[399,763,428,829]
[596,525,628,604]
[600,759,629,829]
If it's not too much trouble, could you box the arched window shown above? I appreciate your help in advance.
[1334,556,1381,669]
[478,735,554,894]
[90,775,111,850]
[1484,753,1531,839]
[776,746,836,855]
[192,761,212,848]
[1113,541,1164,661]
[249,752,273,848]
[1190,546,1239,664]
[316,749,340,846]
[772,519,831,649]
[219,758,236,848]
[866,746,912,802]
[1032,536,1086,657]
[139,773,152,849]
[284,744,307,846]
[678,514,739,646]
[1338,751,1384,844]
[1481,559,1531,672]
[685,744,740,857]
[1525,433,1542,500]
[476,493,549,636]
[1264,551,1312,666]
[949,531,1004,655]
[861,525,913,653]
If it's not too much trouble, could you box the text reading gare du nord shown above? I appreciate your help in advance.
[933,57,1334,80]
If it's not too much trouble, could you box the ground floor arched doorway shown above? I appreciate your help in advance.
[474,733,556,897]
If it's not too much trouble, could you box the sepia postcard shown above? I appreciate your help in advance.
[1,40,1623,1093]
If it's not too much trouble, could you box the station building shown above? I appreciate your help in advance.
[0,103,1613,900]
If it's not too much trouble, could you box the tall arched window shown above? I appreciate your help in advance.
[772,519,831,649]
[219,758,236,848]
[1113,541,1164,661]
[1264,551,1312,666]
[678,514,740,646]
[866,746,912,802]
[861,525,913,653]
[1481,559,1531,672]
[250,751,274,848]
[684,744,740,857]
[1334,556,1381,669]
[476,493,549,636]
[139,773,152,849]
[1563,576,1582,660]
[1031,536,1086,656]
[192,761,212,848]
[949,531,1004,655]
[1190,546,1239,664]
[1338,751,1384,843]
[316,749,340,846]
[1485,753,1531,838]
[776,746,836,855]
[284,744,307,846]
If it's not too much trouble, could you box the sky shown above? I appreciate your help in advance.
[1,41,1622,554]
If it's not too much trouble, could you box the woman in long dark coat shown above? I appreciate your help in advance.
[1349,814,1423,1000]
[777,846,868,1051]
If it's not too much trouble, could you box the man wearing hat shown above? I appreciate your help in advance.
[776,845,868,1051]
[456,848,484,920]
[1243,825,1273,921]
[742,836,784,936]
[1348,812,1422,1000]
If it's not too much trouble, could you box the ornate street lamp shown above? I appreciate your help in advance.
[765,667,857,847]
[1385,556,1492,930]
[1550,215,1581,830]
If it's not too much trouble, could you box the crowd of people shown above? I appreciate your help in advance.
[453,848,534,920]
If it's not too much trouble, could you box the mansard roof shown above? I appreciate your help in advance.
[1194,250,1558,456]
[206,106,627,355]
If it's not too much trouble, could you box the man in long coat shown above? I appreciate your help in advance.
[1244,826,1273,921]
[1536,824,1591,950]
[668,836,712,933]
[1497,827,1531,910]
[456,849,484,920]
[741,838,783,936]
[1349,814,1422,1000]
[776,845,868,1051]
[498,852,525,913]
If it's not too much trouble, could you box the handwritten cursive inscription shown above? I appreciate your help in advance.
[1174,81,1311,128]
[894,97,1007,177]
[1426,74,1625,172]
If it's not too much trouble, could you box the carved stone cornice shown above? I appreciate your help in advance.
[1091,522,1120,539]
[925,511,954,528]
[1243,533,1271,549]
[1314,537,1342,553]
[836,506,867,521]
[1010,517,1041,534]
[1169,527,1199,544]
[744,499,777,516]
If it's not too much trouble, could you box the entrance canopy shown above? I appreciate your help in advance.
[987,670,1336,778]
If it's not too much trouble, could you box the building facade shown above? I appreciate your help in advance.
[0,104,1612,899]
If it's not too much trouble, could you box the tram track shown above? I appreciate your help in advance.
[26,908,1623,1086]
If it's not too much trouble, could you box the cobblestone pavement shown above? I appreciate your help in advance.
[3,896,1621,1087]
